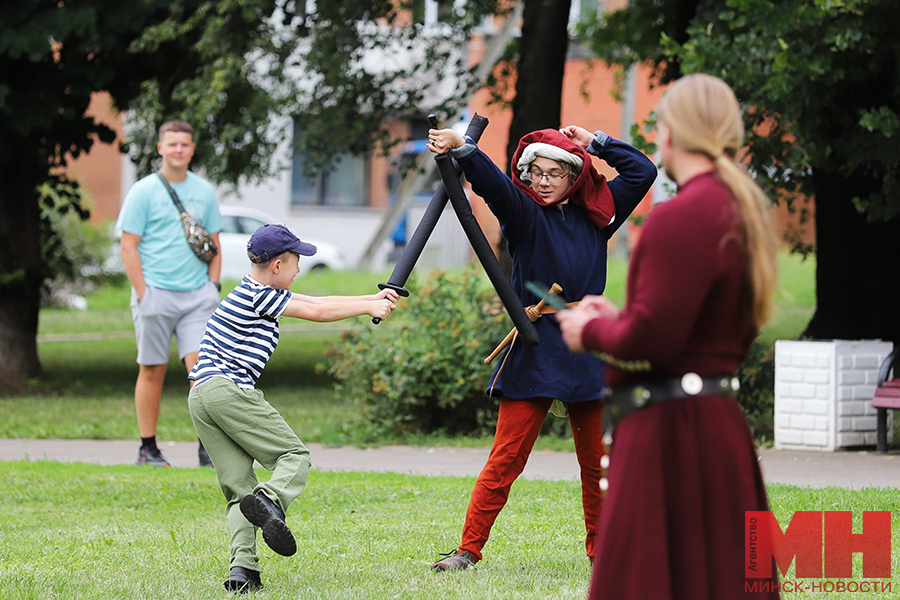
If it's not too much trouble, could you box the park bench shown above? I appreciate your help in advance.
[872,347,899,454]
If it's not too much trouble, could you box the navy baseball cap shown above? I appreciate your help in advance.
[247,224,317,263]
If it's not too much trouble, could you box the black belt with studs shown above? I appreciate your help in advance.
[601,373,740,431]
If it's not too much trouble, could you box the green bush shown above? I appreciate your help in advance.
[39,179,122,307]
[322,266,512,437]
[736,340,776,443]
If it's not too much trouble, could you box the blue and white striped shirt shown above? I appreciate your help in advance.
[189,276,293,388]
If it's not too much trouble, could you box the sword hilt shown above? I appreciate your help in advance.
[372,282,409,324]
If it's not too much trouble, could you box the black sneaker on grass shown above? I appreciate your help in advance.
[240,492,296,556]
[136,446,170,467]
[224,566,263,594]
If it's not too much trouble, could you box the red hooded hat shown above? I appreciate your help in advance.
[511,129,615,230]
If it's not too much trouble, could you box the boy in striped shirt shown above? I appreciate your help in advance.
[188,223,398,593]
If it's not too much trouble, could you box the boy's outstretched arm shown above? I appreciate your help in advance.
[291,288,398,305]
[281,293,397,323]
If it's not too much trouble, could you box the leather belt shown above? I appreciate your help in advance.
[601,373,740,432]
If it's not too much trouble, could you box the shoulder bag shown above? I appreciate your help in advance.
[156,172,219,263]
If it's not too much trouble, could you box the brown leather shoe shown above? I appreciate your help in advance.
[431,549,476,571]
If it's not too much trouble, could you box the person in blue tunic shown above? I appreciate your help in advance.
[426,125,657,570]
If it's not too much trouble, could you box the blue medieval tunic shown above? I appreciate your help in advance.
[454,136,658,403]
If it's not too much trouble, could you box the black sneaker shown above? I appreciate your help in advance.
[224,566,263,594]
[136,446,170,467]
[198,443,213,468]
[240,492,297,556]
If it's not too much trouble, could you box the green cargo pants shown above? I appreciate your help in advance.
[188,376,311,571]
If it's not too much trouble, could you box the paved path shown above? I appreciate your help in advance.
[0,438,897,489]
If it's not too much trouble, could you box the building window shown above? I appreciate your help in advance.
[411,0,460,25]
[291,119,367,207]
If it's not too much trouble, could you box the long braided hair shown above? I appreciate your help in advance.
[656,73,779,328]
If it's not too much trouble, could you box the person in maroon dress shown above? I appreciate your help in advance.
[557,74,781,600]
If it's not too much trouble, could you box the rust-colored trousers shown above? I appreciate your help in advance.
[458,397,605,561]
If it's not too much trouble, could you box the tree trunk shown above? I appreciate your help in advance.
[0,152,45,389]
[804,168,900,346]
[505,0,573,169]
[498,0,572,276]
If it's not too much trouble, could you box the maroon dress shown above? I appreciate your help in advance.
[582,171,779,599]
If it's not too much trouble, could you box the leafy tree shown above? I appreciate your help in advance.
[1,0,574,389]
[282,0,504,176]
[126,1,505,181]
[1,0,172,388]
[2,0,315,388]
[580,0,900,344]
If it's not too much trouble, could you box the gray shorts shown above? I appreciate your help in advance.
[130,282,221,365]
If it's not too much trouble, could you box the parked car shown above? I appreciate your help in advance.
[217,205,346,280]
[101,205,346,281]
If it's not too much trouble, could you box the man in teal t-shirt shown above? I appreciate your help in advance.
[115,119,223,468]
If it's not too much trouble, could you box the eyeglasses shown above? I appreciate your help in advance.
[528,169,567,185]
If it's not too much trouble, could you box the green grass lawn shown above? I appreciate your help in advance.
[4,255,900,598]
[0,461,594,600]
[0,461,897,600]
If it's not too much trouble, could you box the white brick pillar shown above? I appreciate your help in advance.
[774,340,894,451]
